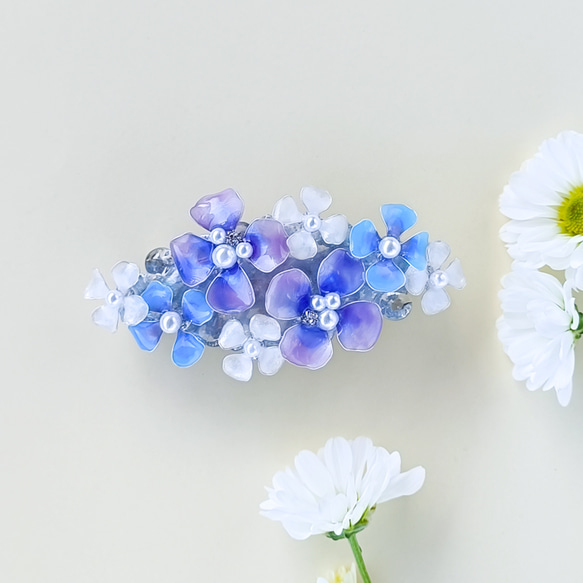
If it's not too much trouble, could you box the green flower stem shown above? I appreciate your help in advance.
[347,533,372,583]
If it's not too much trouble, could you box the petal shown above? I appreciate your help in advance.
[250,314,281,341]
[405,266,428,295]
[121,295,149,326]
[172,330,205,367]
[245,218,289,273]
[206,264,255,314]
[279,324,333,369]
[376,466,426,503]
[322,437,353,494]
[141,281,173,313]
[294,449,335,498]
[265,268,312,320]
[182,289,213,325]
[111,261,140,293]
[320,214,349,245]
[445,258,466,289]
[317,249,364,297]
[380,204,417,238]
[366,259,406,292]
[427,241,450,270]
[300,186,332,215]
[218,319,247,349]
[84,269,110,299]
[287,230,317,260]
[401,232,429,270]
[128,320,163,351]
[91,304,119,333]
[421,287,451,315]
[170,233,215,287]
[223,353,253,381]
[337,301,383,351]
[272,195,304,224]
[258,346,284,375]
[349,220,381,258]
[189,188,244,231]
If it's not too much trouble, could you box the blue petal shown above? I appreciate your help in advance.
[141,281,173,313]
[189,189,244,232]
[170,233,215,287]
[366,258,406,292]
[279,324,333,369]
[401,232,429,270]
[318,248,364,297]
[206,264,255,314]
[349,220,380,258]
[380,204,417,238]
[172,330,205,367]
[182,289,213,325]
[265,268,312,320]
[129,320,163,351]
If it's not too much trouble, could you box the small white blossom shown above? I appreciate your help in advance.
[317,563,357,583]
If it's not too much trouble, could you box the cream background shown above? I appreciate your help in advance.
[2,1,583,581]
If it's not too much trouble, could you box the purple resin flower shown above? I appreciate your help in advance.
[170,189,289,314]
[265,249,383,369]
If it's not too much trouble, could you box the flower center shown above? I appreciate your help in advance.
[160,311,182,334]
[558,185,583,236]
[212,244,238,269]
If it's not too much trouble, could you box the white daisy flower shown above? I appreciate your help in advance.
[500,131,583,270]
[497,266,582,406]
[317,563,357,583]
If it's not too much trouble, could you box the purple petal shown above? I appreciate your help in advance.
[190,188,244,231]
[317,249,364,297]
[380,204,417,239]
[337,301,383,351]
[206,264,255,314]
[129,321,163,351]
[366,258,406,292]
[141,281,173,313]
[245,218,290,273]
[265,269,312,320]
[170,233,215,287]
[280,324,333,369]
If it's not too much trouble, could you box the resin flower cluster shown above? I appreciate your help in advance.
[85,186,465,381]
[499,131,583,406]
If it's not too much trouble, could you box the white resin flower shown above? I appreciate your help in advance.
[84,262,148,333]
[317,564,357,583]
[260,436,425,540]
[273,186,349,259]
[405,241,466,315]
[218,314,284,381]
[500,131,583,270]
[497,266,580,406]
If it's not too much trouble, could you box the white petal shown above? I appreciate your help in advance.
[218,319,248,349]
[272,195,304,224]
[377,466,426,503]
[301,186,332,215]
[320,214,349,245]
[121,295,149,326]
[111,261,140,293]
[222,353,253,381]
[405,266,428,295]
[421,287,451,315]
[445,259,466,289]
[322,437,353,495]
[287,230,318,259]
[294,450,335,498]
[91,304,119,333]
[258,346,284,376]
[84,269,110,299]
[250,314,281,341]
[427,241,450,270]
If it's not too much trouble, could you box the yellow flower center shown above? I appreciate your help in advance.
[558,185,583,236]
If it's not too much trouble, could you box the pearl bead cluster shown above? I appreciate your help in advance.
[210,227,254,270]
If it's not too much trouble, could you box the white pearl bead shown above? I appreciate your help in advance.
[429,270,449,288]
[310,295,326,312]
[243,338,261,359]
[236,241,253,259]
[209,227,227,245]
[212,244,237,269]
[303,214,322,233]
[324,292,341,310]
[318,308,339,331]
[160,311,182,334]
[379,236,401,259]
[106,290,123,307]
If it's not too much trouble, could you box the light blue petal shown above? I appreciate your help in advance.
[182,289,213,325]
[366,259,406,292]
[172,330,205,367]
[380,204,417,238]
[141,281,173,313]
[401,232,429,270]
[349,220,380,258]
[129,321,163,351]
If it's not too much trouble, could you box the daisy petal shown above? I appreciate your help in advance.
[301,186,332,215]
[272,196,304,224]
[421,287,451,315]
[84,269,110,299]
[121,295,149,326]
[320,214,349,245]
[377,466,426,503]
[427,241,450,270]
[91,304,119,333]
[218,319,247,349]
[258,346,284,376]
[223,353,253,381]
[287,230,317,260]
[111,261,140,293]
[250,314,281,341]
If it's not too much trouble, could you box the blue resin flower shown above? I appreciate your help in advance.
[350,204,429,293]
[128,281,212,367]
[265,249,383,369]
[170,189,289,314]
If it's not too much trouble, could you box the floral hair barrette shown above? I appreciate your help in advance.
[85,186,465,381]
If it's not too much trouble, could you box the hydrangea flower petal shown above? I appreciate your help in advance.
[91,304,119,332]
[400,232,429,270]
[172,330,205,367]
[287,230,318,260]
[223,353,253,381]
[129,320,163,351]
[246,218,290,273]
[122,295,149,326]
[405,266,428,295]
[206,264,255,314]
[320,214,349,245]
[380,204,417,238]
[258,346,284,375]
[182,289,213,325]
[301,186,332,216]
[272,195,304,224]
[421,287,450,315]
[445,258,466,289]
[427,240,450,270]
[111,261,140,293]
[250,314,281,342]
[189,188,244,232]
[218,319,247,349]
[170,233,215,287]
[336,301,383,351]
[141,281,173,313]
[279,324,333,369]
[84,269,109,299]
[349,220,381,258]
[366,258,405,292]
[318,249,364,297]
[265,269,312,320]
